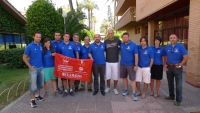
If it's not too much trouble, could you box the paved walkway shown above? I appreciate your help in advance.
[1,72,200,113]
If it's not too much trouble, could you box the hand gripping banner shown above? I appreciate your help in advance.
[54,54,93,82]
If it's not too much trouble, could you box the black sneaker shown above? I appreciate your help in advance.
[30,100,37,108]
[69,91,75,96]
[57,88,62,94]
[63,92,68,97]
[35,95,45,101]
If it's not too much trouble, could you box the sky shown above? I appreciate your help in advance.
[8,0,114,33]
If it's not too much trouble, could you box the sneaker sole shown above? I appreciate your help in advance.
[30,102,37,108]
[35,99,45,101]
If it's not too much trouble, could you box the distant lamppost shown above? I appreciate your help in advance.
[62,12,67,33]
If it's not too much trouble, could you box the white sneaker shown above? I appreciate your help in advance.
[105,88,110,93]
[113,89,118,95]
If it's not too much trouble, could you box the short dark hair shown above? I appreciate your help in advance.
[140,36,148,44]
[73,33,79,37]
[54,31,60,34]
[122,32,129,37]
[63,32,71,37]
[34,31,41,36]
[154,36,162,45]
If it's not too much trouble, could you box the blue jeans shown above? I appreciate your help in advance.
[166,66,183,102]
[29,67,44,93]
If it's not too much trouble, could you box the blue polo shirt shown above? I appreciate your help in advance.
[89,42,106,64]
[120,41,138,65]
[151,46,166,65]
[138,45,154,67]
[58,42,78,58]
[43,49,54,68]
[80,45,90,59]
[51,40,63,53]
[165,43,188,64]
[24,41,43,68]
[73,42,82,56]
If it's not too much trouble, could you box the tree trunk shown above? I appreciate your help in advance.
[88,9,91,30]
[68,0,74,11]
[91,10,93,30]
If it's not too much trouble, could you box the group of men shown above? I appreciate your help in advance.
[23,29,188,108]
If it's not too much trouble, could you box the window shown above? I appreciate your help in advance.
[135,29,137,34]
[138,28,140,34]
[0,34,4,51]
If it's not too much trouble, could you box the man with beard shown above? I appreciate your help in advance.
[72,33,82,92]
[120,32,138,101]
[51,31,63,94]
[88,34,106,96]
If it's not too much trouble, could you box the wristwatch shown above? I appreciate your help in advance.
[134,64,138,67]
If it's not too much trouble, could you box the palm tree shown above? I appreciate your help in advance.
[82,0,98,30]
[92,15,97,31]
[68,0,74,11]
[100,19,112,35]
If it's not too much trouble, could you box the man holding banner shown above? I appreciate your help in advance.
[79,36,93,92]
[88,34,106,96]
[72,33,82,92]
[58,32,79,97]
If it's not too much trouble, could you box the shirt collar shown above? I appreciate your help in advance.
[31,41,41,46]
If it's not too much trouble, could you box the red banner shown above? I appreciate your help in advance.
[54,54,93,82]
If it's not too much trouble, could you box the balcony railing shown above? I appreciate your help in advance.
[115,7,136,30]
[115,0,136,16]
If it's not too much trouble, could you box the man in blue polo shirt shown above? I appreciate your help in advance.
[23,31,45,108]
[164,34,188,106]
[58,32,79,97]
[136,36,154,99]
[88,34,106,96]
[72,33,82,92]
[79,36,93,92]
[51,31,63,94]
[120,32,138,101]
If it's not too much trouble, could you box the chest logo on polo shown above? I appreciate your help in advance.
[144,50,148,54]
[35,48,36,50]
[157,50,160,53]
[127,46,130,50]
[40,47,42,50]
[78,47,80,50]
[174,48,179,52]
[68,46,72,49]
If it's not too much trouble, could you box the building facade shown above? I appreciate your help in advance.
[0,0,27,51]
[114,0,200,87]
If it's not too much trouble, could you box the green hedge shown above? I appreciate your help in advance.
[0,48,27,68]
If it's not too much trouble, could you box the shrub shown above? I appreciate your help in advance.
[0,48,27,68]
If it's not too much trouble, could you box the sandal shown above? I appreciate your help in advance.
[43,92,48,98]
[150,92,154,96]
[153,94,158,98]
[136,93,142,96]
[53,92,57,98]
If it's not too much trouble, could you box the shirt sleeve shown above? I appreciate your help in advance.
[73,43,78,52]
[24,45,30,56]
[133,44,138,54]
[88,45,92,54]
[180,45,188,55]
[149,48,154,59]
[162,47,166,56]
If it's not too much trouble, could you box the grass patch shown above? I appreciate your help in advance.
[0,64,29,110]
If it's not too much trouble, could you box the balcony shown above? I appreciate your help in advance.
[115,0,136,16]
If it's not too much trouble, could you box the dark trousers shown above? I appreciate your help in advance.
[74,80,80,88]
[166,66,183,102]
[92,64,105,91]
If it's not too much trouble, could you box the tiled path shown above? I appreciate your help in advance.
[1,72,200,113]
